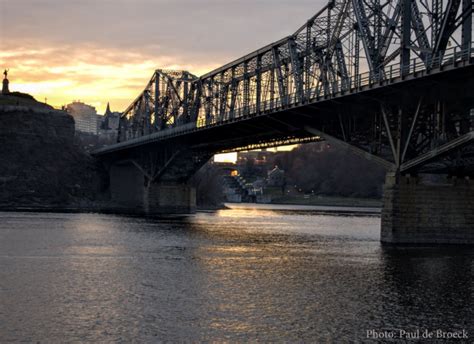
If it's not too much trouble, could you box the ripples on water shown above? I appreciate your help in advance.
[0,208,472,342]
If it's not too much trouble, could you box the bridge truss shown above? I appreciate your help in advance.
[113,0,474,178]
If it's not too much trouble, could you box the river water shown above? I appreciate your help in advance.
[0,207,472,342]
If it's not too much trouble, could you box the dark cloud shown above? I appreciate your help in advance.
[0,0,328,112]
[1,0,327,66]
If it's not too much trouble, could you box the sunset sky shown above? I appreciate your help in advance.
[0,0,324,114]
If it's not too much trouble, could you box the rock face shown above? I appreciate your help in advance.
[0,105,106,209]
[0,93,52,110]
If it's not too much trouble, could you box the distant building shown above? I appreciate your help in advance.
[100,102,120,131]
[237,151,272,165]
[97,102,121,145]
[66,101,98,134]
[267,166,285,187]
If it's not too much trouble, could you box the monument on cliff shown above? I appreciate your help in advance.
[0,70,51,109]
[2,69,10,95]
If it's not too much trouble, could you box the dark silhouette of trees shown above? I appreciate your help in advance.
[190,163,224,207]
[192,142,386,207]
[271,143,385,198]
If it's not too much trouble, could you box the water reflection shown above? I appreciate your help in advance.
[0,209,472,342]
[380,247,474,335]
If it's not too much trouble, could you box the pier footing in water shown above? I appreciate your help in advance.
[381,173,474,244]
[108,162,195,215]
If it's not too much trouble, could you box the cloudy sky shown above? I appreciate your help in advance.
[0,0,326,113]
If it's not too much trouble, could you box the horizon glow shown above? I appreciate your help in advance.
[0,0,325,113]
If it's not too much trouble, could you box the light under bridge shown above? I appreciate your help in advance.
[94,0,474,244]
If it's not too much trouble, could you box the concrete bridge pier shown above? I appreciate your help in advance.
[144,183,196,215]
[109,162,196,215]
[381,173,474,244]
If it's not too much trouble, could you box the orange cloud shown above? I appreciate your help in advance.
[0,40,221,113]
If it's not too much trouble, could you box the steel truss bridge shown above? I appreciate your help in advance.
[95,0,474,184]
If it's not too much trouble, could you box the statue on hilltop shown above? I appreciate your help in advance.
[2,69,10,95]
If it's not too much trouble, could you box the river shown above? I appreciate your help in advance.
[0,206,472,342]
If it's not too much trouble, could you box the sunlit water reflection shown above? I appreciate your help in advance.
[0,208,472,342]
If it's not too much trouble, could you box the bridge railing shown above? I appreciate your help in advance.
[203,43,473,125]
[118,42,473,143]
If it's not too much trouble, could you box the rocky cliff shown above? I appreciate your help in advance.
[0,104,106,210]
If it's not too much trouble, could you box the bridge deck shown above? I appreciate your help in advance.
[94,46,473,157]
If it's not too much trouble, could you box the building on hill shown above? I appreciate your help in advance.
[66,101,98,135]
[97,102,121,145]
[267,166,285,187]
[100,102,120,131]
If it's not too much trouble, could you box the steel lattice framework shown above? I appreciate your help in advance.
[102,0,474,181]
[119,0,472,135]
[119,70,199,138]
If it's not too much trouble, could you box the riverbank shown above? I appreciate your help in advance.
[270,195,382,208]
[224,202,381,215]
[0,201,380,216]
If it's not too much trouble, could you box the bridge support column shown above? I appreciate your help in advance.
[144,183,196,215]
[109,163,145,214]
[109,163,196,215]
[381,173,474,244]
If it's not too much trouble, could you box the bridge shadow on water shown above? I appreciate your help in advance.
[377,246,474,338]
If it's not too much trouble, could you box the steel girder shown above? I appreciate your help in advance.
[118,70,198,142]
[114,0,473,174]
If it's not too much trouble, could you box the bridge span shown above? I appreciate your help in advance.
[94,0,474,244]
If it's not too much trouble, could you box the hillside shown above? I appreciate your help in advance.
[0,103,107,210]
